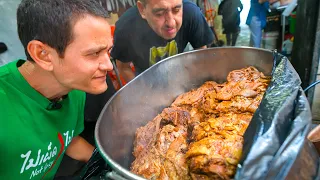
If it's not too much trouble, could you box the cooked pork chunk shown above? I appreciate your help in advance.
[131,67,270,179]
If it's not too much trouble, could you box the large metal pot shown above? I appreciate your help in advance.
[95,47,274,179]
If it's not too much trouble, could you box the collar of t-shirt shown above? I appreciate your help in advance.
[8,60,68,110]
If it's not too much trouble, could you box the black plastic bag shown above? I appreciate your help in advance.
[77,148,111,180]
[54,149,110,180]
[235,54,320,179]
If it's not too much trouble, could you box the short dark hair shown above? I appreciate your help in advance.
[138,0,147,5]
[17,0,109,61]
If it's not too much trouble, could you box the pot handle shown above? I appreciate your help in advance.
[105,171,128,180]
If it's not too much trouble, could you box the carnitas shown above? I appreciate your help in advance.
[131,66,271,180]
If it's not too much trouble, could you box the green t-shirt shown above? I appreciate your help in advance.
[0,60,86,180]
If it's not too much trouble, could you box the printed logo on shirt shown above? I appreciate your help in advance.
[19,130,74,179]
[149,40,178,65]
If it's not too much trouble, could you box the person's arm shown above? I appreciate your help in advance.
[187,3,214,49]
[116,60,135,82]
[239,0,244,12]
[65,136,95,162]
[111,18,136,83]
[308,125,320,142]
[218,1,225,15]
[196,45,207,49]
[269,0,280,4]
[258,0,268,3]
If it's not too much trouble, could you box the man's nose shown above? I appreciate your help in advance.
[165,12,175,27]
[99,53,113,71]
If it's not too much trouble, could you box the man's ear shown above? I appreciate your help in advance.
[27,40,54,71]
[137,1,147,19]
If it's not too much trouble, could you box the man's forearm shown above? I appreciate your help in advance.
[196,45,207,49]
[116,60,135,82]
[66,136,95,162]
[259,0,269,3]
[120,67,135,82]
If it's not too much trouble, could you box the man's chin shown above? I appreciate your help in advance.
[163,34,177,40]
[160,31,177,40]
[85,85,108,95]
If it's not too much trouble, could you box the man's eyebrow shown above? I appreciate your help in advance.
[152,8,167,14]
[152,5,182,13]
[81,45,108,54]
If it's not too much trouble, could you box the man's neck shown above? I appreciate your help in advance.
[18,61,71,100]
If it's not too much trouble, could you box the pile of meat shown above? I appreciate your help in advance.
[131,67,271,180]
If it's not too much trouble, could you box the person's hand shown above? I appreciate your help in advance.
[308,125,320,142]
[116,60,135,83]
[308,125,320,156]
[268,0,280,4]
[258,0,268,3]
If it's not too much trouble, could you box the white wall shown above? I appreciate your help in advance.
[0,0,26,66]
[240,0,250,26]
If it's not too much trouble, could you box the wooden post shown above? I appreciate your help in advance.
[291,0,319,90]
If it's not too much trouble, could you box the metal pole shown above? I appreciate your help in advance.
[110,58,124,88]
[282,15,285,46]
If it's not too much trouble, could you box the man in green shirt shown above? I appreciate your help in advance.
[0,0,113,179]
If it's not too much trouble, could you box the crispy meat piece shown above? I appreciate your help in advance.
[247,93,265,113]
[131,124,187,179]
[131,145,162,179]
[186,134,243,179]
[216,82,238,101]
[216,94,265,114]
[133,107,190,157]
[133,115,162,157]
[157,125,187,156]
[160,107,191,126]
[201,89,220,114]
[227,66,263,83]
[172,81,218,108]
[191,113,252,141]
[171,88,205,107]
[163,135,190,180]
[188,108,215,128]
[216,80,268,101]
[238,89,258,98]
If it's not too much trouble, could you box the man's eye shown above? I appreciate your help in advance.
[155,12,164,17]
[92,52,99,56]
[173,8,181,13]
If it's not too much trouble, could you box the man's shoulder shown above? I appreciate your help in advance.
[0,61,16,93]
[115,6,141,31]
[69,90,86,101]
[182,0,203,22]
[0,62,11,78]
[0,69,10,109]
[0,85,6,98]
[68,90,86,109]
[183,0,201,13]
